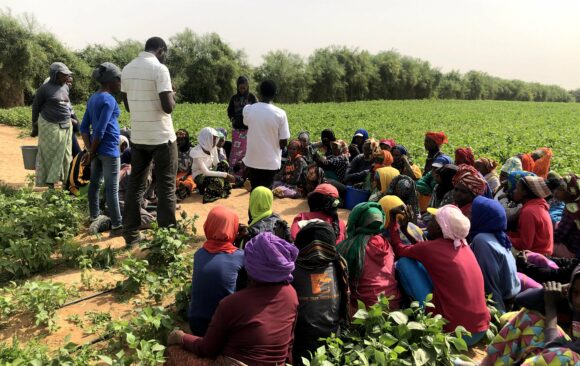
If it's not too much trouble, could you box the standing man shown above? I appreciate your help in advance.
[121,37,177,246]
[242,80,290,190]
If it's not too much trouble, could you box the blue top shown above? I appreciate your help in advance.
[471,233,521,313]
[188,248,245,321]
[80,92,121,158]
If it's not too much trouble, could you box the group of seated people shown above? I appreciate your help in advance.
[159,129,580,365]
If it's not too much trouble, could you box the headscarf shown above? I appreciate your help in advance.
[387,175,419,222]
[176,129,192,153]
[237,75,249,96]
[476,158,498,172]
[379,195,404,226]
[331,140,349,156]
[203,206,239,254]
[249,187,273,226]
[295,221,337,250]
[287,139,303,159]
[519,154,535,172]
[522,176,551,199]
[364,138,382,157]
[337,202,385,280]
[373,150,394,170]
[562,174,580,230]
[455,147,475,166]
[507,171,536,196]
[352,129,369,144]
[425,131,448,146]
[308,184,341,237]
[244,232,298,283]
[298,131,310,141]
[312,183,339,198]
[433,204,470,249]
[470,196,511,249]
[501,157,523,174]
[452,164,487,196]
[197,127,218,152]
[375,167,400,193]
[216,128,228,139]
[531,147,553,179]
[119,135,129,150]
[392,144,408,156]
[380,139,396,149]
[434,164,459,197]
[391,144,410,172]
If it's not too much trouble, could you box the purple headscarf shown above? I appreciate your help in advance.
[244,232,298,283]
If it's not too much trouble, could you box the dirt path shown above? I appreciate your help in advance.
[0,126,39,187]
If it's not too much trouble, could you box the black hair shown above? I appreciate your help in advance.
[307,192,340,238]
[145,37,167,52]
[259,80,277,99]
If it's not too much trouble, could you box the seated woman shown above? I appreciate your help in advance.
[176,129,195,200]
[166,232,299,366]
[547,171,565,225]
[379,195,425,245]
[344,139,376,186]
[190,127,236,204]
[298,131,315,164]
[272,139,308,199]
[475,157,501,194]
[428,164,457,209]
[391,204,490,346]
[379,138,396,151]
[387,175,420,224]
[348,129,369,162]
[313,139,349,182]
[423,131,453,174]
[451,163,488,218]
[454,147,475,166]
[481,267,580,365]
[369,166,400,202]
[290,183,346,243]
[391,144,422,180]
[337,202,401,310]
[365,149,395,190]
[499,169,535,230]
[291,222,350,364]
[552,173,580,258]
[470,196,521,313]
[509,175,554,255]
[312,129,336,158]
[300,163,326,197]
[244,187,291,245]
[188,206,245,336]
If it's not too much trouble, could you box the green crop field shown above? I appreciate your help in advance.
[2,100,579,172]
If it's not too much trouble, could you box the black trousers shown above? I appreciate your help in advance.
[246,166,277,191]
[123,140,178,244]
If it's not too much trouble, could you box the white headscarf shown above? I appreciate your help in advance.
[434,204,470,249]
[198,127,218,152]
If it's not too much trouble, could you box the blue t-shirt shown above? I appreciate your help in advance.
[471,233,521,313]
[188,248,245,321]
[80,92,121,158]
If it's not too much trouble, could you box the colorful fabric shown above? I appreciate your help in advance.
[563,174,580,230]
[523,176,551,199]
[197,161,232,204]
[478,157,499,172]
[165,346,247,366]
[376,167,400,193]
[35,116,73,186]
[249,186,274,226]
[482,309,569,366]
[176,171,195,199]
[203,206,239,254]
[373,150,394,170]
[471,196,512,249]
[521,347,580,366]
[313,183,339,198]
[229,129,248,177]
[433,204,471,249]
[425,131,448,146]
[531,148,553,179]
[521,154,536,172]
[379,195,404,226]
[387,175,420,222]
[507,171,537,196]
[452,164,487,196]
[502,157,524,174]
[337,202,385,280]
[244,232,298,283]
[455,147,475,166]
[332,139,349,156]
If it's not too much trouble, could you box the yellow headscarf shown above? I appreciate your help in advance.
[376,167,400,194]
[249,187,274,226]
[379,195,404,226]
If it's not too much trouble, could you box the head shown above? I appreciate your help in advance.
[92,62,122,93]
[66,74,73,87]
[237,76,249,95]
[295,221,336,251]
[331,140,347,157]
[352,135,365,147]
[49,62,73,85]
[119,135,129,153]
[306,163,323,182]
[287,139,302,159]
[426,214,443,239]
[204,206,239,244]
[513,179,535,203]
[452,164,487,206]
[376,167,400,193]
[145,37,168,63]
[249,187,274,224]
[436,164,459,188]
[259,79,277,101]
[298,131,310,146]
[176,129,191,152]
[362,140,373,161]
[321,129,336,147]
[515,176,551,203]
[454,147,475,166]
[424,131,448,152]
[197,127,219,153]
[379,195,404,226]
[380,142,392,151]
[470,196,511,248]
[379,139,396,152]
[244,232,298,283]
[308,184,340,212]
[454,182,476,207]
[428,205,470,248]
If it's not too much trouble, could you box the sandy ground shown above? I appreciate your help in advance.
[0,125,39,187]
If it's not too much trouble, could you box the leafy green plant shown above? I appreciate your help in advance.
[107,306,175,349]
[85,310,112,335]
[117,257,149,294]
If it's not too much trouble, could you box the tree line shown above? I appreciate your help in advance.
[1,11,578,108]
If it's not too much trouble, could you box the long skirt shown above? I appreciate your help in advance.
[165,345,248,366]
[229,130,248,178]
[35,116,72,186]
[194,161,232,204]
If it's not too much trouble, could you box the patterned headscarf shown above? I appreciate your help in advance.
[452,164,487,196]
[244,232,298,283]
[425,131,448,146]
[365,138,382,157]
[501,157,523,174]
[476,158,498,172]
[331,140,349,156]
[470,196,511,249]
[455,147,475,166]
[522,176,551,199]
[433,204,470,249]
[387,175,420,222]
[507,170,536,196]
[562,174,580,230]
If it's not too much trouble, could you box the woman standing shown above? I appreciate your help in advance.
[80,63,123,235]
[31,62,74,188]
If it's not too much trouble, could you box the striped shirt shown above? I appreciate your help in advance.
[121,52,176,145]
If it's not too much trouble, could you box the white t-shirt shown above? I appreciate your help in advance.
[189,145,227,180]
[121,52,176,145]
[242,102,291,170]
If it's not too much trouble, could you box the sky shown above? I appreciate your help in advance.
[3,0,579,89]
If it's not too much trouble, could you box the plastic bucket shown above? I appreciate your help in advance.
[21,146,38,170]
[345,186,370,210]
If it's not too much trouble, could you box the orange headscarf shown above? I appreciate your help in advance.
[531,147,553,179]
[519,153,535,172]
[373,150,394,170]
[425,131,448,146]
[203,206,239,254]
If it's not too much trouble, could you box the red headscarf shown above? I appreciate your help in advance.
[520,153,535,172]
[313,183,339,198]
[425,131,448,146]
[531,147,553,179]
[203,206,239,254]
[454,147,475,166]
[452,164,487,196]
[380,139,396,149]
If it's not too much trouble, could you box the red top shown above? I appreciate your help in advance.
[509,198,554,256]
[182,283,298,365]
[390,224,490,333]
[352,235,401,310]
[290,212,346,243]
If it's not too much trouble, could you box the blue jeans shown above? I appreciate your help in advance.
[396,257,434,305]
[89,155,122,228]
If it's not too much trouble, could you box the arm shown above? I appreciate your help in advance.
[31,88,45,136]
[509,208,535,251]
[122,92,130,112]
[193,157,227,178]
[79,108,91,152]
[227,96,235,121]
[156,65,175,114]
[543,282,564,342]
[159,91,176,114]
[344,156,369,184]
[279,113,290,150]
[88,98,116,155]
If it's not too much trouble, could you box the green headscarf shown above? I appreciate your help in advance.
[337,202,385,281]
[249,187,274,226]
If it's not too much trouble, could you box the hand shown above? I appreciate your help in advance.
[167,329,185,346]
[389,205,407,226]
[236,224,249,241]
[543,281,565,309]
[226,174,236,183]
[31,126,38,137]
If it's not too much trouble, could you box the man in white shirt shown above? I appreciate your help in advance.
[121,37,177,246]
[242,80,290,190]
